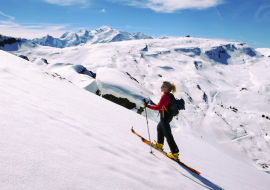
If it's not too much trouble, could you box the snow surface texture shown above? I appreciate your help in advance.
[1,49,270,190]
[5,36,270,173]
[256,48,270,57]
[31,26,153,48]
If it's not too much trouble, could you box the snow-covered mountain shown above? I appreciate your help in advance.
[2,48,270,190]
[2,33,270,181]
[31,25,153,48]
[0,34,27,49]
[7,36,270,174]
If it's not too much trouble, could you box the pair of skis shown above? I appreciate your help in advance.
[131,127,201,175]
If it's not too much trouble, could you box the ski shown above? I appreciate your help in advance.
[131,127,201,175]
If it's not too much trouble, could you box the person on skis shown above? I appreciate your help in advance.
[143,81,179,160]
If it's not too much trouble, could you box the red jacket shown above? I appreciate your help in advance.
[148,92,171,111]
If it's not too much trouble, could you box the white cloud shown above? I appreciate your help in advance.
[255,5,270,21]
[214,7,224,20]
[0,21,69,39]
[109,0,223,13]
[42,0,91,7]
[101,9,106,12]
[0,11,15,20]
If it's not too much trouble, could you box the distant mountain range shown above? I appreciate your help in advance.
[31,26,153,48]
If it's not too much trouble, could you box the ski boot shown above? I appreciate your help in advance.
[167,152,179,161]
[152,141,163,150]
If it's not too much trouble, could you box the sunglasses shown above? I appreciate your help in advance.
[161,85,167,88]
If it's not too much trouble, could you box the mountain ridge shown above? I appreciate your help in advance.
[31,25,153,48]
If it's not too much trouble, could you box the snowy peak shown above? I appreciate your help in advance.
[31,26,153,48]
[77,29,90,37]
[60,32,73,39]
[96,25,111,33]
[32,35,65,48]
[131,32,152,39]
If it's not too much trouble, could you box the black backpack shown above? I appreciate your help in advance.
[167,94,185,116]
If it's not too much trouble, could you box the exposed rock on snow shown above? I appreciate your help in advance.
[194,61,203,70]
[0,34,30,51]
[0,34,24,47]
[18,55,29,61]
[32,57,49,65]
[102,94,136,109]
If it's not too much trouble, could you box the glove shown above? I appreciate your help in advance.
[142,101,148,109]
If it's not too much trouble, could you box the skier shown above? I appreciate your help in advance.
[143,81,179,160]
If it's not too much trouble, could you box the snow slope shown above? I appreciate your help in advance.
[256,48,270,57]
[4,36,270,174]
[1,49,270,189]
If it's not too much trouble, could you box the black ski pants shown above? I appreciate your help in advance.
[157,111,179,154]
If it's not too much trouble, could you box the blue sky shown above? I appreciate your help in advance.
[0,0,269,48]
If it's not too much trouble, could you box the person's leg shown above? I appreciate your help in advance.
[160,115,179,154]
[164,127,179,154]
[157,122,164,144]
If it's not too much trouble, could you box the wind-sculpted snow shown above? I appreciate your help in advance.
[46,62,98,93]
[5,36,270,173]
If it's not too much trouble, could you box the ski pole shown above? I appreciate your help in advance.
[144,99,153,154]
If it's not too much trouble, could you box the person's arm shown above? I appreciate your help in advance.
[148,94,170,110]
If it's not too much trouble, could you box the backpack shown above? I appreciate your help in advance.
[167,94,185,117]
[176,99,185,110]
